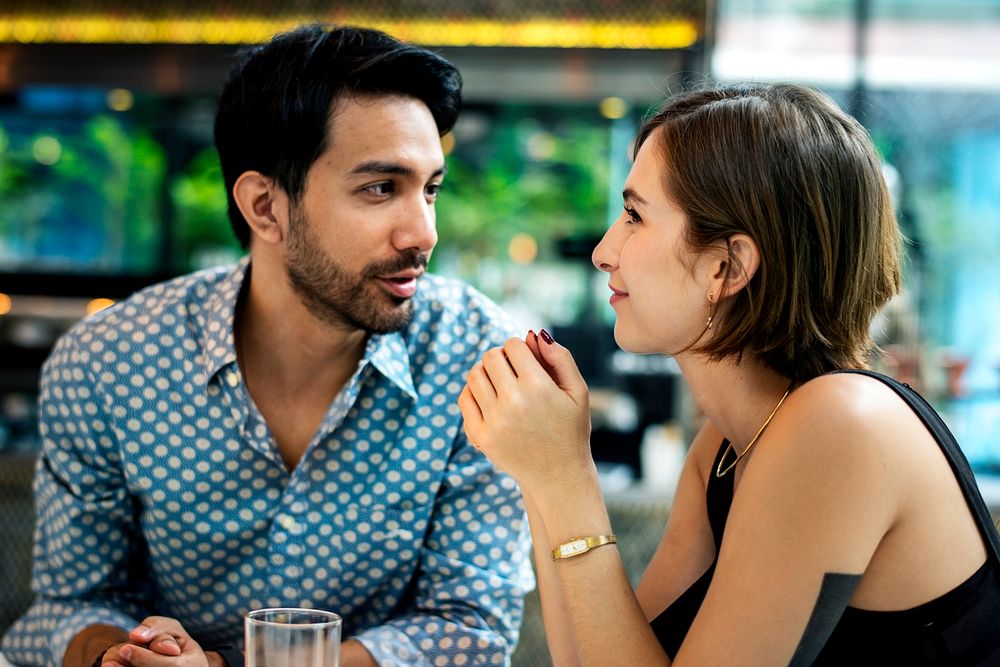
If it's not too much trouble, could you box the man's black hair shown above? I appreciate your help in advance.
[214,24,463,247]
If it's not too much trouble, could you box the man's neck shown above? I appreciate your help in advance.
[236,259,368,400]
[234,260,370,470]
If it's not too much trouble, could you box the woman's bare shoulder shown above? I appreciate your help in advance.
[786,372,931,453]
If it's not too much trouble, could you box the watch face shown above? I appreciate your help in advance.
[559,539,588,557]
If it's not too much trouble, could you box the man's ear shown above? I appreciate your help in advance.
[709,233,761,298]
[232,171,288,246]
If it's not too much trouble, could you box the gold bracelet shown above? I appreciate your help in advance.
[551,534,617,560]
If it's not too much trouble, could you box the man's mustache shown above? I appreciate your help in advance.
[365,250,429,277]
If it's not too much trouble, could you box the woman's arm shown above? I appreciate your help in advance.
[461,336,671,664]
[522,491,581,667]
[460,337,925,665]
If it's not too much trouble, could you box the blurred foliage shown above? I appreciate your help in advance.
[435,106,612,263]
[0,99,616,278]
[0,113,165,273]
[171,146,241,270]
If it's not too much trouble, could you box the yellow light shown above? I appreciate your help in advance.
[32,136,61,165]
[440,131,455,156]
[107,88,134,112]
[0,293,11,315]
[600,96,629,120]
[0,16,700,49]
[525,132,556,160]
[508,233,538,265]
[86,298,116,315]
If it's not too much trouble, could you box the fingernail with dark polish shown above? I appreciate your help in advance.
[539,329,554,345]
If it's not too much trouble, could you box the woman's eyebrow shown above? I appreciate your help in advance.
[622,187,648,205]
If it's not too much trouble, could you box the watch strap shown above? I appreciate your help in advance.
[551,534,617,560]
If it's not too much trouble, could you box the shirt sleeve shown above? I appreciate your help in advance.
[353,432,535,667]
[1,331,151,667]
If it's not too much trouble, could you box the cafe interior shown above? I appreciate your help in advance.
[1,1,999,664]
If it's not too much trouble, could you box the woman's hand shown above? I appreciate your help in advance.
[459,330,593,493]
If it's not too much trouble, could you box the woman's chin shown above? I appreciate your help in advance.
[612,326,649,355]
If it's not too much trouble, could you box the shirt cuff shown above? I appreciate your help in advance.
[51,606,140,667]
[353,625,433,667]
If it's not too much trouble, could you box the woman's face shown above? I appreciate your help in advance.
[592,132,718,356]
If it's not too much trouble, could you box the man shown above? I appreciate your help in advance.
[1,24,533,667]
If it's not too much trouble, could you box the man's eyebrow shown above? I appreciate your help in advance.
[350,161,447,178]
[622,187,648,206]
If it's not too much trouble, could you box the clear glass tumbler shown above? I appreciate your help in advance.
[245,607,342,667]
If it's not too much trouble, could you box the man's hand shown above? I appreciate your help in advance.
[340,639,378,667]
[64,624,130,667]
[97,616,226,667]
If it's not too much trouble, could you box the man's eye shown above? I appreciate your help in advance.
[364,182,395,196]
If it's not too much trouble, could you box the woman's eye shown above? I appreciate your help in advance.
[624,206,641,225]
[425,183,442,199]
[364,182,395,197]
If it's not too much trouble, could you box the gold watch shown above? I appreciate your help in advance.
[551,534,617,560]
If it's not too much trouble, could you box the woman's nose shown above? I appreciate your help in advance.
[592,221,622,273]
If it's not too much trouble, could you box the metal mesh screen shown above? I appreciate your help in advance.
[0,0,706,21]
[0,0,707,48]
[0,453,35,635]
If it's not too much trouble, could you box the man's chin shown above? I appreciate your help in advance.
[366,299,414,334]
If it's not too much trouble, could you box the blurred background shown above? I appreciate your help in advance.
[1,1,999,663]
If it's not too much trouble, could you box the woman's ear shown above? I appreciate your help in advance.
[232,171,289,246]
[710,233,761,298]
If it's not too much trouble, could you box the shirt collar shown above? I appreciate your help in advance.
[365,329,418,401]
[198,256,249,383]
[197,256,418,401]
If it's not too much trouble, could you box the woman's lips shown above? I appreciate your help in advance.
[609,284,628,306]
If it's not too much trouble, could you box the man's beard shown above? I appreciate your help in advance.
[284,207,428,334]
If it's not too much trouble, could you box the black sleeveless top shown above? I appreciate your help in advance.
[649,370,1000,665]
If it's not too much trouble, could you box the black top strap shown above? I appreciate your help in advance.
[707,440,735,551]
[833,369,1000,570]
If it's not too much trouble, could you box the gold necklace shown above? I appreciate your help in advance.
[715,382,794,478]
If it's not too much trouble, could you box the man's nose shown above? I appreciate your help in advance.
[394,198,438,253]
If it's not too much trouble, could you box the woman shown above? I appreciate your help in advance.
[459,83,1000,665]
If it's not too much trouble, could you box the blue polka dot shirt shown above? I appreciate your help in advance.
[1,258,535,667]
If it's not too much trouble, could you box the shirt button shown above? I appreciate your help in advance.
[276,514,300,533]
[226,371,240,387]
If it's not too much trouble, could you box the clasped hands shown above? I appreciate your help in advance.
[459,330,593,493]
[98,616,225,667]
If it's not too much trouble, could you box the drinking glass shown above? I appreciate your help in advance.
[245,607,342,667]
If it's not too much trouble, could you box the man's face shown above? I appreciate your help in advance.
[285,93,445,333]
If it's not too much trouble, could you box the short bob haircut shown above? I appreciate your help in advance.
[214,24,462,248]
[635,83,902,381]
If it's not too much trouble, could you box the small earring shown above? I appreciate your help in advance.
[706,314,713,329]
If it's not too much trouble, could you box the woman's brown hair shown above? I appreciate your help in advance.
[637,83,902,381]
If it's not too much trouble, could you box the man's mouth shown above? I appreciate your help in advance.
[377,271,423,299]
